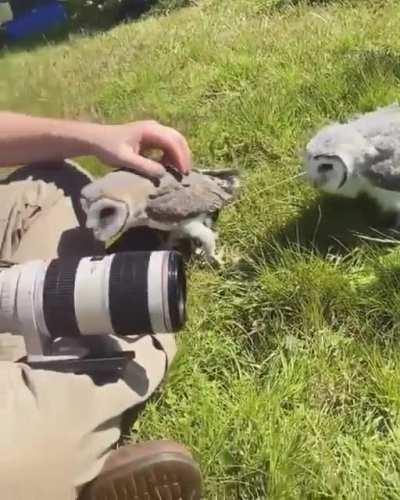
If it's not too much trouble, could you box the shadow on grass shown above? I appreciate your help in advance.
[250,194,396,267]
[228,194,400,355]
[271,195,393,252]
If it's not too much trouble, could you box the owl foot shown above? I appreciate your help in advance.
[208,249,225,267]
[194,245,224,267]
[179,219,220,264]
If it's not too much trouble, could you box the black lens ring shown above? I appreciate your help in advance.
[167,251,186,332]
[43,257,81,338]
[109,252,152,335]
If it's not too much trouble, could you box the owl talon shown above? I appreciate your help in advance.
[205,249,225,267]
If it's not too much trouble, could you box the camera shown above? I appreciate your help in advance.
[0,251,186,374]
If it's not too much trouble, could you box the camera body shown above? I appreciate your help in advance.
[0,251,186,375]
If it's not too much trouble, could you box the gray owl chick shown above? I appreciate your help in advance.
[304,103,400,223]
[80,167,240,264]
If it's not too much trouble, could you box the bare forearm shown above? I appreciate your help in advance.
[0,112,191,177]
[0,112,103,167]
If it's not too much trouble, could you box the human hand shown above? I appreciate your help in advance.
[91,120,192,178]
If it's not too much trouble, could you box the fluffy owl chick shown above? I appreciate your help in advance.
[80,167,239,264]
[304,103,400,223]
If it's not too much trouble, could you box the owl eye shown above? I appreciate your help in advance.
[99,207,116,220]
[318,163,333,173]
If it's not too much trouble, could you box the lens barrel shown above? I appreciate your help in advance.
[39,251,186,338]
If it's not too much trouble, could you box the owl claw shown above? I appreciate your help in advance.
[205,249,225,267]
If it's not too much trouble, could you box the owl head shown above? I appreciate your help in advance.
[304,123,378,195]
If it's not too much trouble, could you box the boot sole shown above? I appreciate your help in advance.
[79,451,202,500]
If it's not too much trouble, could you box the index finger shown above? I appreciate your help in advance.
[141,122,192,174]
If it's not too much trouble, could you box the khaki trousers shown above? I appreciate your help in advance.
[0,162,176,500]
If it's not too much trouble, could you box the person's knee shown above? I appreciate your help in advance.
[0,425,76,500]
[152,333,177,367]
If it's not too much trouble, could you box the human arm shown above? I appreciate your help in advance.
[0,112,192,178]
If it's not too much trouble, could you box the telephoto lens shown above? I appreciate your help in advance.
[0,251,186,339]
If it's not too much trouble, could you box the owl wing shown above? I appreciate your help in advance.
[362,153,400,192]
[146,173,235,223]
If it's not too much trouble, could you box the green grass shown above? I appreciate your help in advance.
[3,0,400,497]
